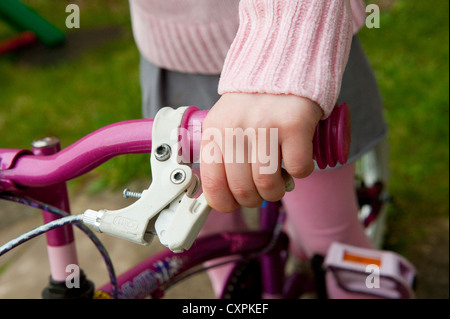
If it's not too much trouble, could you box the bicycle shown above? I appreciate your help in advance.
[0,104,415,300]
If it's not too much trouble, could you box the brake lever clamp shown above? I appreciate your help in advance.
[83,107,211,253]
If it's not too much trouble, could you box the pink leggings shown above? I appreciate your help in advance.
[199,163,375,298]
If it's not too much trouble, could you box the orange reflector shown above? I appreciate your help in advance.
[343,251,382,266]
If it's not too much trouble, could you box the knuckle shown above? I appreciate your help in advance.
[201,174,225,195]
[282,116,303,133]
[230,183,262,208]
[231,182,254,200]
[253,174,276,192]
[201,176,239,213]
[254,174,285,202]
[287,161,314,179]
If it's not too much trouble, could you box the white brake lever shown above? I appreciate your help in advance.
[83,107,211,251]
[155,185,211,253]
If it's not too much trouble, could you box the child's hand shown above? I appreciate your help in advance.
[200,93,323,213]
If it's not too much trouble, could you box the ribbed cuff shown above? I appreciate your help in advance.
[130,0,239,74]
[218,0,354,118]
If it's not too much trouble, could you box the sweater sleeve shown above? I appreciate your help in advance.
[218,0,354,118]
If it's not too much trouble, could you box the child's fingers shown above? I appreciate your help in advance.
[250,140,286,202]
[280,132,315,179]
[225,161,264,208]
[200,140,239,213]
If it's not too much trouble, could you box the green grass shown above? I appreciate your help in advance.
[359,0,449,253]
[0,0,149,190]
[0,0,448,256]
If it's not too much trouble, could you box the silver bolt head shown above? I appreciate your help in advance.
[170,169,186,184]
[155,144,171,161]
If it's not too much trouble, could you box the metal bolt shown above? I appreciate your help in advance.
[155,144,171,161]
[31,136,61,156]
[31,136,60,148]
[123,188,142,199]
[170,169,186,184]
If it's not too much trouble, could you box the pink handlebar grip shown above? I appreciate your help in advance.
[313,103,351,169]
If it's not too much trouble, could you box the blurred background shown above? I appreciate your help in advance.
[0,0,448,299]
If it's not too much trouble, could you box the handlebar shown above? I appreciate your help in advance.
[0,104,350,192]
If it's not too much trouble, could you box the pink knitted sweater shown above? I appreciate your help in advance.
[130,0,367,117]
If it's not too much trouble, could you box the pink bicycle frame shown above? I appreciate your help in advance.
[0,104,351,299]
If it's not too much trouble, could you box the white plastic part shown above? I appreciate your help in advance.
[155,190,211,253]
[324,242,416,299]
[83,107,211,251]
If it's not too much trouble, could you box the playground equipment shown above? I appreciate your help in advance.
[0,0,65,55]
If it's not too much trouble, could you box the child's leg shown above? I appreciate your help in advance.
[281,163,375,298]
[193,167,248,297]
[198,164,375,298]
[199,208,248,297]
